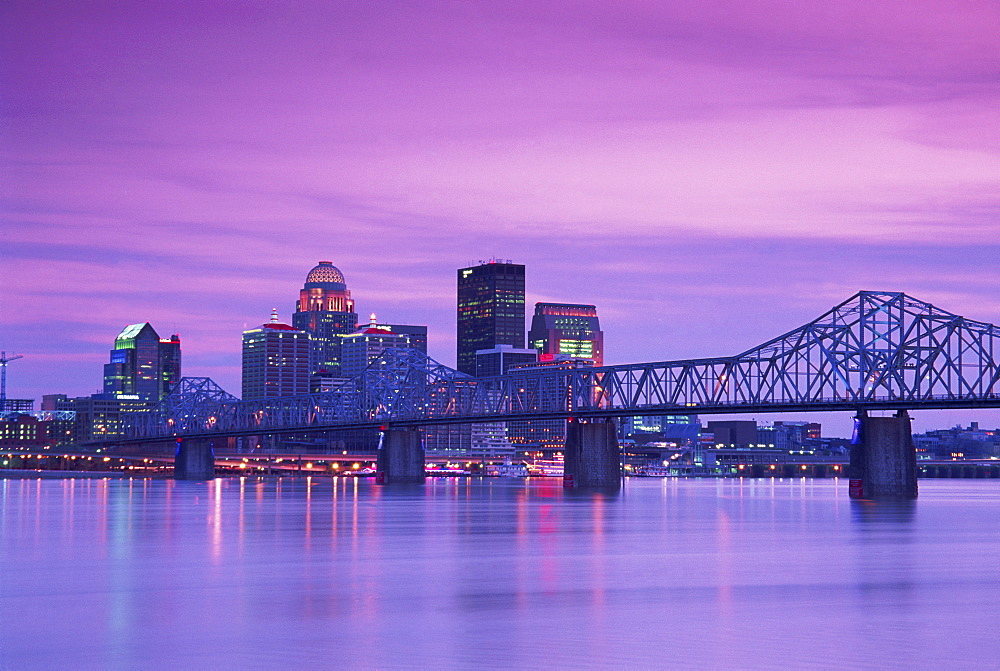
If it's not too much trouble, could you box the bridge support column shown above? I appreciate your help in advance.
[174,438,215,481]
[849,410,917,499]
[563,419,621,490]
[376,428,425,484]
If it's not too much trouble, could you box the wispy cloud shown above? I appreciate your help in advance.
[1,0,997,428]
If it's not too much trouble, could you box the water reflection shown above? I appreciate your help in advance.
[1,477,998,668]
[851,498,917,525]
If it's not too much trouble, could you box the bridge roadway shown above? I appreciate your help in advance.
[104,291,1000,496]
[119,394,1000,443]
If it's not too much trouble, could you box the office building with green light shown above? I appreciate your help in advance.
[102,323,181,401]
[528,302,603,366]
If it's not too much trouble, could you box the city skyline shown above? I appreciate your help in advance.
[5,266,1000,437]
[3,1,998,433]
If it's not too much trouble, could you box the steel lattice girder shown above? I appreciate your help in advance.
[128,291,1000,441]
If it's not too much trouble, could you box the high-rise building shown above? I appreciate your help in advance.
[528,302,604,367]
[292,261,359,377]
[340,315,415,378]
[102,323,181,401]
[457,261,525,375]
[384,324,428,355]
[242,311,311,400]
[475,344,538,377]
[309,370,346,393]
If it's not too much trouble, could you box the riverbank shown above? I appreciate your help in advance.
[0,469,169,479]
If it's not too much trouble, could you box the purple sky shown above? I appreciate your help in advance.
[3,1,998,434]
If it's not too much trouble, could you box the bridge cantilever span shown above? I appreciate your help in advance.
[122,290,1000,444]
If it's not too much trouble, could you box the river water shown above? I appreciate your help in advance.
[1,476,997,669]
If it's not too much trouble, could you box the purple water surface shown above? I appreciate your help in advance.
[1,476,997,669]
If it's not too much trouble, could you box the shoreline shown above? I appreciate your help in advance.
[0,469,170,480]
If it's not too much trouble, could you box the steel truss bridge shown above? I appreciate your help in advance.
[125,292,1000,443]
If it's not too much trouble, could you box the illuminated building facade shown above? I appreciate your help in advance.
[528,302,603,366]
[292,261,358,376]
[0,414,42,447]
[457,261,525,376]
[242,312,311,400]
[340,316,415,378]
[620,415,700,445]
[102,323,181,401]
[43,392,148,444]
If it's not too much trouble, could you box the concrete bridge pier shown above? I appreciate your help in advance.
[174,438,216,480]
[849,410,918,499]
[563,419,621,490]
[376,427,425,484]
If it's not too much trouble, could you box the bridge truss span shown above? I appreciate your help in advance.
[578,291,1000,412]
[126,292,1000,442]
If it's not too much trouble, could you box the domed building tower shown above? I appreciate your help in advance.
[296,261,354,313]
[291,261,359,377]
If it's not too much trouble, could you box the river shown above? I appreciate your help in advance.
[1,476,997,669]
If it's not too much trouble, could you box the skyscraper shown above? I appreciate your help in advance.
[292,261,358,376]
[242,311,311,399]
[528,303,604,366]
[102,323,181,401]
[456,261,525,375]
[475,344,538,377]
[383,323,428,355]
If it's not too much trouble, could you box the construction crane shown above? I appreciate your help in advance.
[1,351,24,412]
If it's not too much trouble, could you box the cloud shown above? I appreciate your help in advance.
[1,0,997,421]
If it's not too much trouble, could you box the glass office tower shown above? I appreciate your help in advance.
[102,323,181,401]
[456,261,525,376]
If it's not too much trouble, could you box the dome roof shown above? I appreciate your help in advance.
[306,261,345,285]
